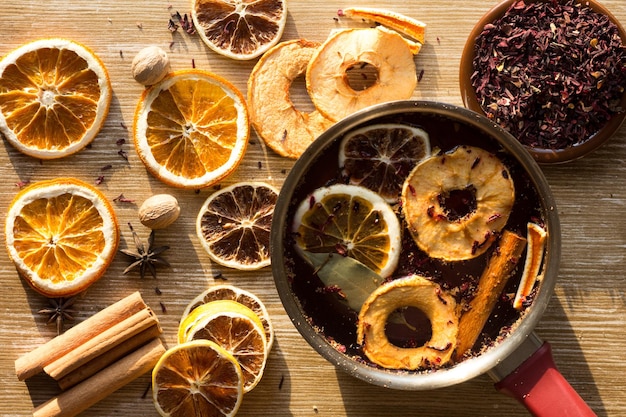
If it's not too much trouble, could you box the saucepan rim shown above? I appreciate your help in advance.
[270,100,561,390]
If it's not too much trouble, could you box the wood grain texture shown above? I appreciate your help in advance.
[1,1,625,416]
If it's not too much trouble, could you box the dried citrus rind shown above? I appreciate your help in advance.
[292,183,402,278]
[0,38,111,159]
[196,182,278,270]
[133,70,249,189]
[306,27,417,122]
[339,123,431,204]
[401,146,515,261]
[192,0,288,60]
[357,275,459,370]
[5,178,119,297]
[339,7,426,48]
[513,222,547,310]
[248,39,334,158]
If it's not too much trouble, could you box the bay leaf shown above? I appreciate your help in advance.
[300,250,383,311]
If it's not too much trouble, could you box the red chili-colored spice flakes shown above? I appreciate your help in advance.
[471,0,626,150]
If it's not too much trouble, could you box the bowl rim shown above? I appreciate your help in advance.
[270,100,562,390]
[459,0,626,164]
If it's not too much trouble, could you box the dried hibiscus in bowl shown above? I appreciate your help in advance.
[470,0,626,151]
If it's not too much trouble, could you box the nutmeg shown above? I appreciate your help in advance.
[131,46,170,85]
[138,194,180,229]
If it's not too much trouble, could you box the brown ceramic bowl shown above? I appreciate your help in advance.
[459,0,626,164]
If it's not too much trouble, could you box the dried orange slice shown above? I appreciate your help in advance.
[0,38,111,159]
[182,284,274,350]
[339,7,426,53]
[196,182,278,270]
[133,70,249,189]
[292,184,401,278]
[178,300,268,392]
[192,0,288,60]
[5,178,119,297]
[339,123,430,204]
[306,27,417,122]
[152,340,243,417]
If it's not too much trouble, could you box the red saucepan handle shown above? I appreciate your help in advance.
[494,341,596,416]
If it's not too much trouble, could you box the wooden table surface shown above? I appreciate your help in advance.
[1,0,625,416]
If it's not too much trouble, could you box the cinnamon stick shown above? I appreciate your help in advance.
[44,307,160,381]
[33,337,166,417]
[56,323,162,390]
[16,291,147,381]
[454,230,527,360]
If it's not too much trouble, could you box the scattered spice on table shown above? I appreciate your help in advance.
[120,223,170,279]
[471,0,626,150]
[113,193,135,203]
[38,297,78,335]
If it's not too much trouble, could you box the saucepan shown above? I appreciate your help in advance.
[270,100,596,416]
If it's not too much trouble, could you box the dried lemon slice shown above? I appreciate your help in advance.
[178,300,268,393]
[152,340,243,417]
[5,178,119,297]
[293,183,401,278]
[192,0,288,60]
[306,27,417,122]
[0,38,111,159]
[339,123,430,204]
[182,284,274,350]
[133,70,249,189]
[196,182,278,270]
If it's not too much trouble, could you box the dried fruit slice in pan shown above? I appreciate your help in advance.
[293,183,401,278]
[401,146,515,261]
[339,123,431,204]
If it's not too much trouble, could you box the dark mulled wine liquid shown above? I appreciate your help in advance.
[283,111,544,368]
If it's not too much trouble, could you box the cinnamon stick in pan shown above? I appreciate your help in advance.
[455,230,527,360]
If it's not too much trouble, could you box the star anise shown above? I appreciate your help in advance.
[38,297,78,335]
[120,223,170,279]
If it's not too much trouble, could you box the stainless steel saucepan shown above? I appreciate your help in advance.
[271,100,596,416]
